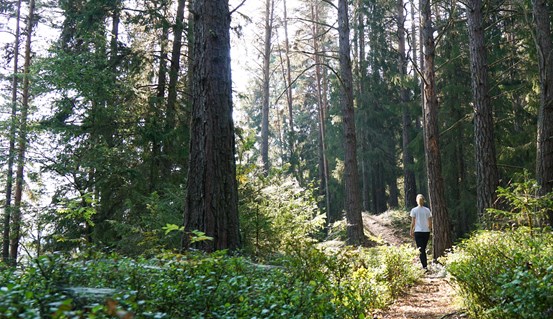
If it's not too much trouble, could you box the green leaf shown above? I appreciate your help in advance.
[162,223,184,235]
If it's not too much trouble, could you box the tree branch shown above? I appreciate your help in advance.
[229,0,248,16]
[321,0,338,10]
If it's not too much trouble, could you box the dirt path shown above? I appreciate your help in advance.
[363,212,466,319]
[362,212,411,246]
[375,272,464,319]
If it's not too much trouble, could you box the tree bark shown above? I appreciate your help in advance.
[354,0,371,213]
[311,0,331,223]
[109,1,120,72]
[398,0,417,209]
[261,0,274,175]
[164,0,187,171]
[10,0,35,265]
[372,164,387,214]
[338,0,366,245]
[420,0,451,259]
[466,0,499,219]
[184,0,240,252]
[282,0,296,177]
[150,15,169,192]
[3,0,22,264]
[532,0,553,224]
[388,168,400,208]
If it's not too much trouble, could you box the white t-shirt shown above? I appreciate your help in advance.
[410,206,432,232]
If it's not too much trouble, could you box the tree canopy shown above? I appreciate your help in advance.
[0,0,550,272]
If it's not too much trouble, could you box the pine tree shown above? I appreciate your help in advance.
[10,0,35,265]
[184,0,241,252]
[532,0,553,224]
[2,0,22,264]
[420,0,451,258]
[466,0,499,219]
[338,0,366,245]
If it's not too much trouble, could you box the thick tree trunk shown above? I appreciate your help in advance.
[338,0,366,245]
[420,0,451,259]
[467,0,499,219]
[3,0,22,264]
[398,0,417,209]
[184,0,240,252]
[10,0,35,265]
[261,0,274,175]
[532,0,553,224]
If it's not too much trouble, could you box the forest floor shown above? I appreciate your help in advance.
[362,212,468,319]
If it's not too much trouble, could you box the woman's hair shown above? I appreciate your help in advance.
[416,194,425,202]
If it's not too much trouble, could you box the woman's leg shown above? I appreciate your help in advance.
[414,232,430,268]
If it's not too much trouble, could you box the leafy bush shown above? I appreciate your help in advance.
[486,175,553,231]
[238,172,326,259]
[0,244,419,318]
[446,177,553,318]
[446,229,553,319]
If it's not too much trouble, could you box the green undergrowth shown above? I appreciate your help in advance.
[0,244,419,319]
[446,228,553,319]
[446,177,553,319]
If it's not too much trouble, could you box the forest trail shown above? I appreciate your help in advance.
[362,212,466,319]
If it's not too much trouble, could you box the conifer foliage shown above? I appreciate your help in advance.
[0,0,550,263]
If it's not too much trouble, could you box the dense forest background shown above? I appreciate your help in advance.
[0,0,552,317]
[1,0,550,259]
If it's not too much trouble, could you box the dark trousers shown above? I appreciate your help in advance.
[414,232,430,268]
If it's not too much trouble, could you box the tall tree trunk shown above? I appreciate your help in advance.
[455,106,469,235]
[388,168,400,208]
[184,0,240,252]
[164,0,186,172]
[466,0,498,219]
[398,0,417,209]
[532,0,553,225]
[355,0,371,213]
[150,19,169,192]
[338,0,366,245]
[261,0,274,175]
[282,0,296,177]
[311,1,331,222]
[372,164,387,213]
[3,0,22,264]
[10,0,35,265]
[92,0,121,233]
[410,0,417,79]
[420,0,451,259]
[362,159,371,211]
[109,2,120,72]
[416,0,428,197]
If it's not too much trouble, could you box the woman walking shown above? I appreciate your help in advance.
[410,194,432,270]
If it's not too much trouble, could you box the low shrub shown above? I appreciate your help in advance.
[238,173,326,260]
[446,228,553,319]
[0,243,419,318]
